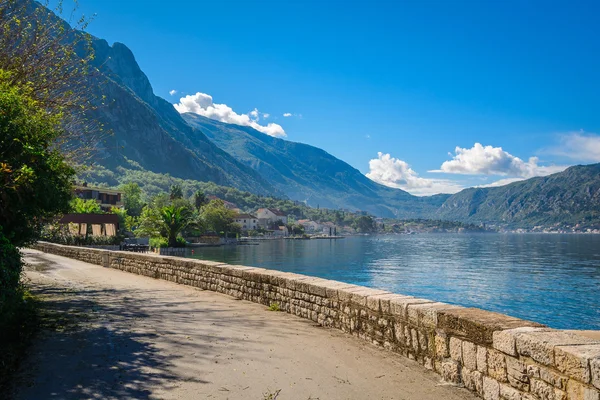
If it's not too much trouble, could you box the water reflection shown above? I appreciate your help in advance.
[186,234,600,329]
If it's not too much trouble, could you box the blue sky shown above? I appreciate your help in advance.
[66,0,599,195]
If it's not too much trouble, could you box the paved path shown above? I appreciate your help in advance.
[15,249,478,400]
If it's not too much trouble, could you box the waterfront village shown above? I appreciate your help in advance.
[41,183,503,251]
[40,183,600,253]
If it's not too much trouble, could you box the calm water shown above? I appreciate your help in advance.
[186,234,600,330]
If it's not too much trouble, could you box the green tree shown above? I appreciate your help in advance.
[354,216,375,233]
[135,205,191,247]
[160,206,191,247]
[200,199,238,236]
[193,189,207,210]
[0,70,75,247]
[121,182,144,217]
[170,184,183,200]
[70,198,102,214]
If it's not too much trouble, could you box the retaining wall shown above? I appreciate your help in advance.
[31,242,600,400]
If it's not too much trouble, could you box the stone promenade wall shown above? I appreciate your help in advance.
[32,242,600,400]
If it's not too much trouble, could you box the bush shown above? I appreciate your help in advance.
[0,228,37,390]
[149,237,168,248]
[0,227,22,321]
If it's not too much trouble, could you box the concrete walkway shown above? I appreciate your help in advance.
[15,249,478,400]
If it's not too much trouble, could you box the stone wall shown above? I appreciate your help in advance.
[32,242,600,400]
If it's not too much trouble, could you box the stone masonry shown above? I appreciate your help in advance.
[31,242,600,400]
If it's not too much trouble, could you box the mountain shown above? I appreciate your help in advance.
[26,2,600,226]
[436,163,600,227]
[181,113,448,217]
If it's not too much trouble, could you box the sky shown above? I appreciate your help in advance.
[60,0,600,195]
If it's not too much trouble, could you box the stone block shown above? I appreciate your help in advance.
[494,327,544,356]
[450,337,463,362]
[441,359,462,384]
[435,333,449,358]
[555,344,600,385]
[531,378,567,400]
[438,308,544,346]
[516,330,598,367]
[337,285,370,304]
[488,348,508,383]
[407,302,461,329]
[388,297,430,321]
[592,357,600,390]
[463,368,483,394]
[483,376,500,400]
[499,383,522,400]
[566,379,600,400]
[375,293,412,314]
[463,340,478,370]
[478,345,489,373]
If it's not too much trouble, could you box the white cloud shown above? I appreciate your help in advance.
[169,89,177,96]
[283,113,292,117]
[263,113,270,119]
[431,143,566,178]
[366,152,464,196]
[477,178,525,188]
[546,131,600,162]
[174,93,286,137]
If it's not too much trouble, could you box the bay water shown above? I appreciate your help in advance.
[186,233,600,329]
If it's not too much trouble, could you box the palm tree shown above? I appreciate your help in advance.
[160,206,191,247]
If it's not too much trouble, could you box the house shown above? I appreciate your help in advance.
[298,219,323,233]
[74,184,123,211]
[207,195,238,210]
[256,208,288,228]
[271,225,289,237]
[321,221,337,236]
[234,214,258,231]
[59,213,120,236]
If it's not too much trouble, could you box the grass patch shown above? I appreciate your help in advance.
[268,302,281,312]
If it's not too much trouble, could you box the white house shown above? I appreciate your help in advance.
[298,219,323,233]
[234,214,258,231]
[256,208,288,227]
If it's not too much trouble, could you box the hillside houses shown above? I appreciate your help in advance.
[256,208,288,228]
[234,214,258,231]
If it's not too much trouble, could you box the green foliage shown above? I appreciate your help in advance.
[170,184,183,200]
[160,205,192,247]
[70,197,102,214]
[136,204,192,247]
[0,226,22,319]
[200,199,239,236]
[120,182,144,217]
[268,302,281,312]
[353,216,375,233]
[149,237,168,248]
[0,0,102,166]
[0,69,75,246]
[193,190,207,210]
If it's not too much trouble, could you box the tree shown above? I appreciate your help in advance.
[193,190,207,210]
[160,206,191,247]
[354,216,375,233]
[121,182,144,217]
[170,184,183,200]
[135,205,191,247]
[200,199,238,235]
[70,198,102,214]
[0,70,74,247]
[0,0,101,166]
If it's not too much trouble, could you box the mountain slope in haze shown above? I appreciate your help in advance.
[182,113,448,217]
[436,163,600,227]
